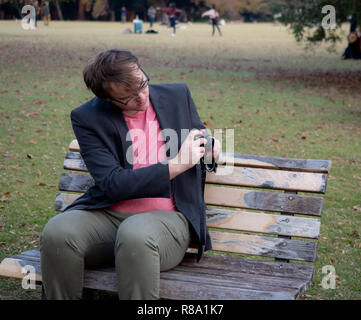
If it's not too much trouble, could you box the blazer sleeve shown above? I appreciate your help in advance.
[184,84,206,130]
[70,110,172,202]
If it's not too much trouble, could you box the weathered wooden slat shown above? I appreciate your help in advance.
[55,194,321,239]
[165,267,307,292]
[56,176,324,216]
[12,249,314,282]
[159,277,298,300]
[206,166,328,193]
[181,252,314,281]
[208,230,317,262]
[69,139,79,152]
[63,152,87,172]
[54,192,81,211]
[63,152,328,193]
[1,251,305,299]
[205,185,324,216]
[219,152,331,173]
[0,258,42,281]
[68,140,331,173]
[84,268,298,299]
[58,173,94,193]
[206,207,320,239]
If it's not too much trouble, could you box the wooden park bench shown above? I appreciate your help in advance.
[0,139,331,300]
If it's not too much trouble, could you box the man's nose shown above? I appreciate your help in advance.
[135,91,146,101]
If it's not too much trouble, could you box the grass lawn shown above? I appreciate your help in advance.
[0,21,360,300]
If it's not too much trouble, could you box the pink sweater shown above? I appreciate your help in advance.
[110,101,176,213]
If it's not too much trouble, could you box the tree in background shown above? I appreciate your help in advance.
[272,0,361,48]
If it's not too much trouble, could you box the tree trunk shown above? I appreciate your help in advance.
[13,0,22,18]
[78,0,85,20]
[55,0,63,20]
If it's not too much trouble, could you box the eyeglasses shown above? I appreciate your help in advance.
[109,68,150,106]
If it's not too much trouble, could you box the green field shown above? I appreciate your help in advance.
[0,21,360,300]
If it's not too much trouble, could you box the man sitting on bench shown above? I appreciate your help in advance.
[40,49,220,300]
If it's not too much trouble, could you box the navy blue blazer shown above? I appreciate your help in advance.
[65,83,212,261]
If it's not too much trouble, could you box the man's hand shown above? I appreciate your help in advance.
[168,129,207,180]
[212,137,221,160]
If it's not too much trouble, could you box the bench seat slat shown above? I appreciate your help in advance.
[181,252,314,281]
[1,250,312,300]
[68,141,331,173]
[13,249,314,281]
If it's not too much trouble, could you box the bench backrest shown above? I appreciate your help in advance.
[55,140,331,264]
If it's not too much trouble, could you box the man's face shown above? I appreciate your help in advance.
[105,66,150,116]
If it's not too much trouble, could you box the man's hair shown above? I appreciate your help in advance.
[83,49,140,99]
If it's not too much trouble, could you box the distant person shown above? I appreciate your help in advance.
[157,2,182,36]
[34,1,40,27]
[42,1,50,26]
[342,17,361,59]
[202,4,222,36]
[121,6,127,23]
[147,5,156,30]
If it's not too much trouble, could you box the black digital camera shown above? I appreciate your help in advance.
[194,132,217,173]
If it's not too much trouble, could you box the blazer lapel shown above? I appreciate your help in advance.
[149,85,181,155]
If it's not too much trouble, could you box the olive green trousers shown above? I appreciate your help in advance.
[40,208,190,300]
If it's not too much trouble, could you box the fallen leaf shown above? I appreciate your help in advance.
[351,230,360,237]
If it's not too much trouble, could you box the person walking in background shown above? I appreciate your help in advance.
[121,6,127,23]
[34,1,40,27]
[41,1,50,26]
[157,2,182,36]
[202,4,222,36]
[147,5,156,30]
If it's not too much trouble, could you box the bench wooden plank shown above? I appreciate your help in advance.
[1,250,308,300]
[209,231,317,262]
[0,258,42,281]
[205,185,324,216]
[84,269,298,299]
[57,175,324,216]
[219,152,331,173]
[54,194,320,239]
[12,249,314,282]
[206,208,320,239]
[181,252,314,281]
[63,152,328,193]
[68,140,331,173]
[58,173,94,193]
[206,166,328,193]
